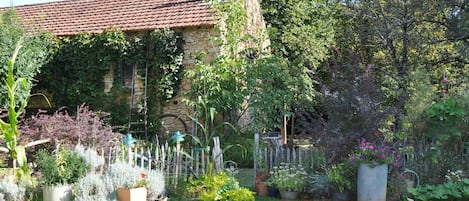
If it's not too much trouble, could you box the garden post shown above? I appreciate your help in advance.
[254,133,259,187]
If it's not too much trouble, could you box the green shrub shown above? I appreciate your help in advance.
[35,148,90,186]
[187,171,254,201]
[406,179,469,201]
[222,134,254,168]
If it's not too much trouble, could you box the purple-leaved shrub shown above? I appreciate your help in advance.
[19,104,121,150]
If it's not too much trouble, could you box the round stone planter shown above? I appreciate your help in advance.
[357,163,388,201]
[331,190,351,201]
[279,190,299,201]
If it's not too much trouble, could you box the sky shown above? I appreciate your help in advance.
[0,0,62,8]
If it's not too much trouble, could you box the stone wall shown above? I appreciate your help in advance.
[103,0,268,135]
[158,26,218,134]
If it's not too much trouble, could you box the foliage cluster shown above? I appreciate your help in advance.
[222,132,254,168]
[407,96,468,184]
[187,171,254,201]
[35,28,184,127]
[188,0,323,132]
[19,105,121,150]
[267,163,308,192]
[75,173,107,201]
[261,0,337,77]
[350,136,401,167]
[406,179,469,201]
[76,161,166,201]
[74,144,105,171]
[326,162,356,193]
[0,9,57,108]
[35,148,90,186]
[0,177,26,201]
[0,36,34,185]
[260,0,338,112]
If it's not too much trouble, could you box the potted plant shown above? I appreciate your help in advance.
[36,148,90,201]
[307,172,329,199]
[255,170,270,196]
[350,135,401,201]
[268,163,308,200]
[327,162,355,201]
[117,173,148,201]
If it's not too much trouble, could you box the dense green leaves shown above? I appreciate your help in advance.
[0,9,57,108]
[407,179,469,201]
[35,28,184,126]
[261,0,337,69]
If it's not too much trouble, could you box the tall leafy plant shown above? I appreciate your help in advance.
[0,9,56,108]
[0,39,34,185]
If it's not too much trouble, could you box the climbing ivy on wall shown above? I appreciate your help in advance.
[35,28,184,126]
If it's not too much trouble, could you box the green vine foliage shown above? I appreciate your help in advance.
[138,29,185,122]
[186,0,320,132]
[35,28,184,127]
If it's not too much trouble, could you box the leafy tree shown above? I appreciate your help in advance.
[186,0,338,131]
[260,0,338,110]
[334,0,468,131]
[0,9,56,108]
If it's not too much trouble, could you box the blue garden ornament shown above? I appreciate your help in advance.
[171,131,185,143]
[122,133,137,147]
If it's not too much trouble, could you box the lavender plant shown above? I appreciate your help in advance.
[74,144,105,171]
[103,162,166,200]
[0,177,26,201]
[75,173,107,201]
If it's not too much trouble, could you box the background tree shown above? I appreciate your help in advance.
[0,9,56,108]
[260,0,338,110]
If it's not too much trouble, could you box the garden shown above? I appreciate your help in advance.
[1,0,469,201]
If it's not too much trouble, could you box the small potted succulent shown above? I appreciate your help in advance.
[35,148,90,201]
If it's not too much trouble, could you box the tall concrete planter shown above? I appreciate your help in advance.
[42,185,72,201]
[357,163,388,201]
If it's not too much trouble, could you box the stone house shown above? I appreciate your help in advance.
[5,0,267,138]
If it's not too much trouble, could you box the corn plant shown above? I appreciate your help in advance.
[0,38,34,185]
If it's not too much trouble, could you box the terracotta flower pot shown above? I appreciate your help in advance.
[117,187,147,201]
[255,181,269,196]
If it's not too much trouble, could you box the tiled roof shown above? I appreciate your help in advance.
[1,0,215,36]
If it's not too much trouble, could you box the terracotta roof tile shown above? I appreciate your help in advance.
[1,0,215,36]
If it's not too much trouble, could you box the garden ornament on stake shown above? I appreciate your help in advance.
[122,133,137,164]
[171,131,185,188]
